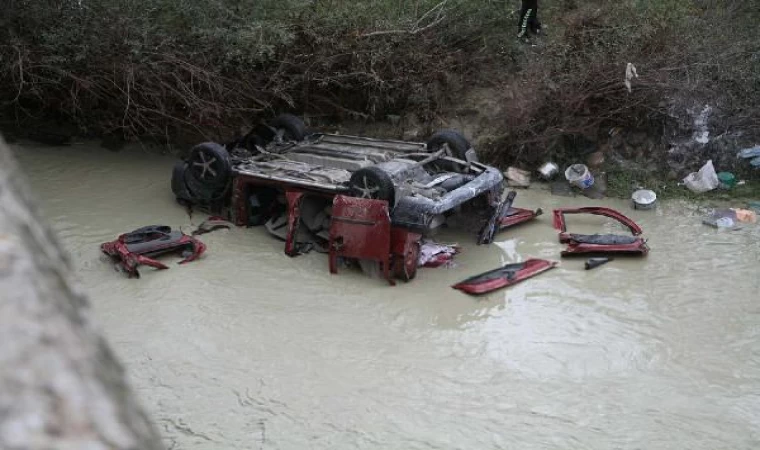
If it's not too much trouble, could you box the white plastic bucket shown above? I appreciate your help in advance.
[564,164,594,189]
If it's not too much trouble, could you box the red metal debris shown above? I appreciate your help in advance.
[328,195,422,285]
[499,207,543,231]
[101,225,206,278]
[552,207,649,256]
[452,259,558,295]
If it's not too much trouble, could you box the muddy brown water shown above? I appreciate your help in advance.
[12,141,760,449]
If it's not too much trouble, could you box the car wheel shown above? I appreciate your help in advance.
[427,130,476,161]
[185,164,229,202]
[348,166,396,206]
[186,142,231,189]
[171,161,193,202]
[270,114,307,142]
[394,240,420,281]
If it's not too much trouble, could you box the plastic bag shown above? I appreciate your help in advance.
[683,160,719,193]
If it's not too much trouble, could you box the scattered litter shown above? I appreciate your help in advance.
[737,145,760,160]
[452,259,558,295]
[101,225,206,278]
[191,216,234,236]
[683,160,719,193]
[419,241,460,268]
[538,162,559,180]
[564,164,594,189]
[717,172,736,189]
[585,257,612,270]
[505,167,531,188]
[734,209,757,223]
[624,62,638,93]
[631,189,657,210]
[702,209,738,229]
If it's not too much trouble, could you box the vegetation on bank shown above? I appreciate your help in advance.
[2,0,759,175]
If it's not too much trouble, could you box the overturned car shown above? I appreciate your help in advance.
[171,114,513,281]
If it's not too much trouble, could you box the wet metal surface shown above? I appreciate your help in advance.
[13,141,760,450]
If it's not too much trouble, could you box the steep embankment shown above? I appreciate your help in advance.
[2,1,759,186]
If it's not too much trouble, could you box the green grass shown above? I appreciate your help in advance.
[605,170,760,203]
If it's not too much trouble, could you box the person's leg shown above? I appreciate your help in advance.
[517,0,538,38]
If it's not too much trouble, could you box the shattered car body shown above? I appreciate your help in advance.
[172,115,508,263]
[227,132,505,234]
[452,259,558,295]
[552,207,649,256]
[101,225,206,278]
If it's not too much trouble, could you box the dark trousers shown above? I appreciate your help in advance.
[517,0,541,37]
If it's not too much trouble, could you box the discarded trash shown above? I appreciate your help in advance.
[631,189,657,210]
[717,172,736,189]
[564,164,595,189]
[734,208,757,223]
[683,160,719,193]
[702,209,738,228]
[538,162,559,180]
[101,225,206,278]
[419,241,460,268]
[624,62,638,93]
[585,257,612,270]
[452,259,558,295]
[191,216,234,236]
[505,167,531,188]
[553,207,649,256]
[737,145,760,160]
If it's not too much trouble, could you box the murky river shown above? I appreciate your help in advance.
[12,141,760,449]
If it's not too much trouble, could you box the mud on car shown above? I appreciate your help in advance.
[171,114,509,281]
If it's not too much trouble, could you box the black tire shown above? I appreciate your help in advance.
[184,164,229,202]
[394,240,420,282]
[426,130,475,161]
[269,114,307,142]
[185,142,231,189]
[171,161,193,202]
[348,166,396,205]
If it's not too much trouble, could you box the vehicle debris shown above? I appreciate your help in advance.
[553,207,649,256]
[191,216,234,236]
[500,206,543,230]
[452,259,558,295]
[327,195,421,285]
[173,114,504,244]
[683,160,719,193]
[585,257,612,270]
[101,225,206,278]
[478,191,517,245]
[419,240,460,268]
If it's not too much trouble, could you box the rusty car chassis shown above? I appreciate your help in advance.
[170,114,540,282]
